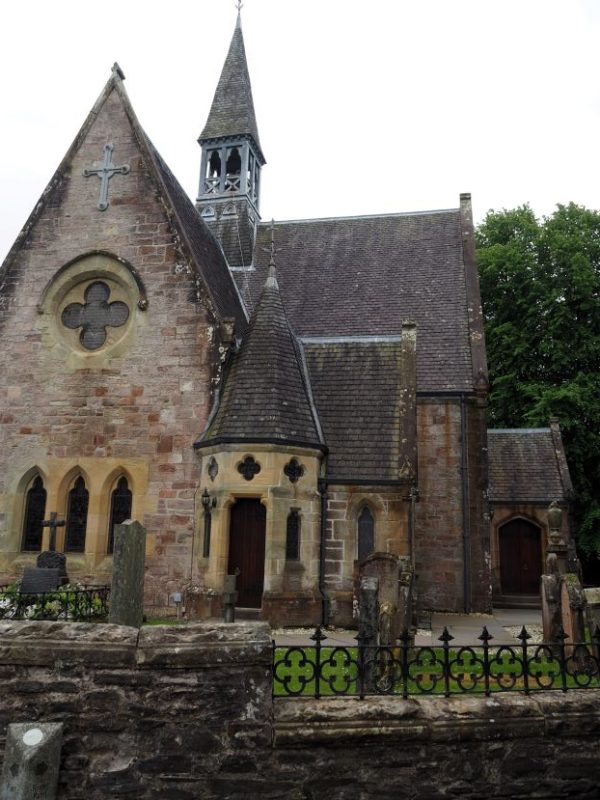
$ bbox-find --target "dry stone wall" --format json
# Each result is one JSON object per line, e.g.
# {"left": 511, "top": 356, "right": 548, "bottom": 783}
{"left": 0, "top": 621, "right": 599, "bottom": 799}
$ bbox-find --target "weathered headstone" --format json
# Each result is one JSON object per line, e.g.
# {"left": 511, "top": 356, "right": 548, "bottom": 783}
{"left": 541, "top": 553, "right": 562, "bottom": 643}
{"left": 357, "top": 552, "right": 415, "bottom": 643}
{"left": 108, "top": 520, "right": 146, "bottom": 628}
{"left": 0, "top": 722, "right": 63, "bottom": 800}
{"left": 584, "top": 587, "right": 600, "bottom": 636}
{"left": 560, "top": 574, "right": 587, "bottom": 650}
{"left": 358, "top": 576, "right": 379, "bottom": 647}
{"left": 20, "top": 568, "right": 60, "bottom": 594}
{"left": 223, "top": 571, "right": 239, "bottom": 623}
{"left": 36, "top": 512, "right": 69, "bottom": 584}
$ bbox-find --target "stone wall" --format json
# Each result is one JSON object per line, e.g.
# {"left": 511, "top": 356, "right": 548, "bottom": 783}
{"left": 1, "top": 621, "right": 600, "bottom": 799}
{"left": 0, "top": 84, "right": 219, "bottom": 610}
{"left": 415, "top": 398, "right": 490, "bottom": 614}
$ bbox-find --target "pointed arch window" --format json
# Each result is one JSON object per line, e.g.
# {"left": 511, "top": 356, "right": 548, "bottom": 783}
{"left": 65, "top": 476, "right": 89, "bottom": 553}
{"left": 108, "top": 476, "right": 133, "bottom": 554}
{"left": 286, "top": 510, "right": 301, "bottom": 561}
{"left": 357, "top": 506, "right": 375, "bottom": 560}
{"left": 21, "top": 475, "right": 47, "bottom": 552}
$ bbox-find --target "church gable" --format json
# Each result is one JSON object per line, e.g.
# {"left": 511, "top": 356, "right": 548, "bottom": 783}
{"left": 0, "top": 67, "right": 241, "bottom": 606}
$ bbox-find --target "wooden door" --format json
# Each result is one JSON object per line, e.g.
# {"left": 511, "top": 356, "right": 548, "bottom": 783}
{"left": 228, "top": 499, "right": 266, "bottom": 608}
{"left": 499, "top": 519, "right": 542, "bottom": 595}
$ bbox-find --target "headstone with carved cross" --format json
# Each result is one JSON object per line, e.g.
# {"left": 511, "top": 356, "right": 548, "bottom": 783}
{"left": 35, "top": 512, "right": 68, "bottom": 584}
{"left": 83, "top": 143, "right": 130, "bottom": 211}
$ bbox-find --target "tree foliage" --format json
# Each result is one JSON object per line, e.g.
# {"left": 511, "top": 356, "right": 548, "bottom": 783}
{"left": 476, "top": 203, "right": 600, "bottom": 557}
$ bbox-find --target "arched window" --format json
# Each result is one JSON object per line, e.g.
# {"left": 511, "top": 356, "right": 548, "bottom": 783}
{"left": 65, "top": 476, "right": 89, "bottom": 553}
{"left": 357, "top": 506, "right": 375, "bottom": 560}
{"left": 286, "top": 510, "right": 301, "bottom": 561}
{"left": 108, "top": 476, "right": 133, "bottom": 554}
{"left": 21, "top": 475, "right": 47, "bottom": 552}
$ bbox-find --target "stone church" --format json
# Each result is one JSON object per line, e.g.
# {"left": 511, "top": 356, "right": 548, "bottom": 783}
{"left": 0, "top": 14, "right": 573, "bottom": 624}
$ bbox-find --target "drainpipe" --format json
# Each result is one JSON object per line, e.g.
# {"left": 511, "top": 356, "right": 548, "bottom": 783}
{"left": 317, "top": 477, "right": 330, "bottom": 626}
{"left": 460, "top": 395, "right": 472, "bottom": 613}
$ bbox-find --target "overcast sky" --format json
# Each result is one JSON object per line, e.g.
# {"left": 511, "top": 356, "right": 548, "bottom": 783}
{"left": 1, "top": 0, "right": 599, "bottom": 264}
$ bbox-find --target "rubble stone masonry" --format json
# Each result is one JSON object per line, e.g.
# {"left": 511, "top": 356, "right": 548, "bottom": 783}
{"left": 0, "top": 621, "right": 598, "bottom": 799}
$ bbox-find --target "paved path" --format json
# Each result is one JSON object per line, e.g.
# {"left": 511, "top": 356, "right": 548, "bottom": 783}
{"left": 273, "top": 607, "right": 542, "bottom": 647}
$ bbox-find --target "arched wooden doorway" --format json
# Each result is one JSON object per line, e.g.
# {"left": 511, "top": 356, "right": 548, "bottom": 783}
{"left": 228, "top": 499, "right": 266, "bottom": 608}
{"left": 499, "top": 518, "right": 542, "bottom": 595}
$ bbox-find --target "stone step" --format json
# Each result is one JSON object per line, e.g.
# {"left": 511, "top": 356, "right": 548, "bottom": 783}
{"left": 494, "top": 595, "right": 542, "bottom": 609}
{"left": 234, "top": 607, "right": 261, "bottom": 621}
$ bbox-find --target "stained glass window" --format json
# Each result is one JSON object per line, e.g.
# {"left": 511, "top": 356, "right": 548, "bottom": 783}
{"left": 65, "top": 476, "right": 89, "bottom": 553}
{"left": 21, "top": 475, "right": 47, "bottom": 552}
{"left": 357, "top": 506, "right": 374, "bottom": 560}
{"left": 286, "top": 510, "right": 301, "bottom": 561}
{"left": 108, "top": 476, "right": 132, "bottom": 554}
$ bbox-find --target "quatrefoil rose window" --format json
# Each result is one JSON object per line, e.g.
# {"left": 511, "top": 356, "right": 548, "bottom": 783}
{"left": 61, "top": 281, "right": 129, "bottom": 351}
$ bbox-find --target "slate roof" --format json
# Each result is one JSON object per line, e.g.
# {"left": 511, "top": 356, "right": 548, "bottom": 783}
{"left": 303, "top": 339, "right": 415, "bottom": 482}
{"left": 147, "top": 144, "right": 247, "bottom": 333}
{"left": 196, "top": 264, "right": 322, "bottom": 450}
{"left": 199, "top": 15, "right": 264, "bottom": 162}
{"left": 235, "top": 213, "right": 474, "bottom": 393}
{"left": 488, "top": 429, "right": 572, "bottom": 504}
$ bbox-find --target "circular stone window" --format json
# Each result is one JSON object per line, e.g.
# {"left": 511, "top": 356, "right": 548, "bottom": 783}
{"left": 37, "top": 253, "right": 144, "bottom": 359}
{"left": 61, "top": 280, "right": 129, "bottom": 350}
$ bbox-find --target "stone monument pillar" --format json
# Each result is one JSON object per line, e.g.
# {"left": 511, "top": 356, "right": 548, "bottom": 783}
{"left": 109, "top": 520, "right": 146, "bottom": 628}
{"left": 1, "top": 722, "right": 63, "bottom": 800}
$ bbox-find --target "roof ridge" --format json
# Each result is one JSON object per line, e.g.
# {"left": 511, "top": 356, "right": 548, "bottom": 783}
{"left": 259, "top": 208, "right": 460, "bottom": 227}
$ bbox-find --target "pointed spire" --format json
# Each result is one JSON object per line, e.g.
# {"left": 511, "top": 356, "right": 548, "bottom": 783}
{"left": 199, "top": 15, "right": 264, "bottom": 162}
{"left": 195, "top": 236, "right": 323, "bottom": 450}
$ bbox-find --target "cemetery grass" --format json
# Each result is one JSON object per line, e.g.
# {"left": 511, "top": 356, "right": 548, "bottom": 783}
{"left": 273, "top": 645, "right": 600, "bottom": 697}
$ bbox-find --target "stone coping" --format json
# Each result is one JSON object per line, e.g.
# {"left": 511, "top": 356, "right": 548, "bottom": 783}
{"left": 0, "top": 621, "right": 272, "bottom": 669}
{"left": 273, "top": 691, "right": 600, "bottom": 745}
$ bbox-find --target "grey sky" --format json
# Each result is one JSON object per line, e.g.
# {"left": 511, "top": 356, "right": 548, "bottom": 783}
{"left": 1, "top": 0, "right": 599, "bottom": 264}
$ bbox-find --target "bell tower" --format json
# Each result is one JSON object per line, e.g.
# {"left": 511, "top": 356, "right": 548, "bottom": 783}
{"left": 196, "top": 13, "right": 265, "bottom": 269}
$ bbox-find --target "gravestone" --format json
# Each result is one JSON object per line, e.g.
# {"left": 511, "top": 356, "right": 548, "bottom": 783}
{"left": 584, "top": 587, "right": 600, "bottom": 637}
{"left": 560, "top": 574, "right": 586, "bottom": 649}
{"left": 36, "top": 512, "right": 69, "bottom": 585}
{"left": 20, "top": 568, "right": 60, "bottom": 594}
{"left": 0, "top": 722, "right": 63, "bottom": 800}
{"left": 108, "top": 520, "right": 146, "bottom": 628}
{"left": 357, "top": 552, "right": 414, "bottom": 644}
{"left": 541, "top": 553, "right": 562, "bottom": 643}
{"left": 357, "top": 576, "right": 379, "bottom": 647}
{"left": 223, "top": 571, "right": 239, "bottom": 623}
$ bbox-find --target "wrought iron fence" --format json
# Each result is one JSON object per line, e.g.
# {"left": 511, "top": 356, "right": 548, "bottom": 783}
{"left": 273, "top": 625, "right": 600, "bottom": 699}
{"left": 0, "top": 586, "right": 110, "bottom": 622}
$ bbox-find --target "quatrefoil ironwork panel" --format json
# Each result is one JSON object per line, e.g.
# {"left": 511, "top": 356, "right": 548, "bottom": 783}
{"left": 237, "top": 455, "right": 261, "bottom": 481}
{"left": 283, "top": 458, "right": 305, "bottom": 484}
{"left": 61, "top": 281, "right": 129, "bottom": 351}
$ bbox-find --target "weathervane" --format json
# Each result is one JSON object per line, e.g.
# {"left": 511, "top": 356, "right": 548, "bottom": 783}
{"left": 236, "top": 0, "right": 243, "bottom": 11}
{"left": 262, "top": 219, "right": 277, "bottom": 267}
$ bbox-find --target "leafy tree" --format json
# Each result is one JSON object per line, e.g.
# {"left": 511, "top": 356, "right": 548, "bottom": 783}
{"left": 476, "top": 203, "right": 600, "bottom": 563}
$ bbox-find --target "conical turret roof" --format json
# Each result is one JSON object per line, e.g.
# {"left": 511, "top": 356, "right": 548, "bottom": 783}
{"left": 196, "top": 257, "right": 323, "bottom": 450}
{"left": 199, "top": 15, "right": 265, "bottom": 162}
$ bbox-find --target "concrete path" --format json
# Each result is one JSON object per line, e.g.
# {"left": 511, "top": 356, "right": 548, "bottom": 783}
{"left": 272, "top": 607, "right": 542, "bottom": 647}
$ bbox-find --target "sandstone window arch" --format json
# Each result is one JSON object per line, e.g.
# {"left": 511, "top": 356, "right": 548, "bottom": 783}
{"left": 357, "top": 505, "right": 375, "bottom": 560}
{"left": 21, "top": 473, "right": 47, "bottom": 552}
{"left": 64, "top": 475, "right": 89, "bottom": 553}
{"left": 107, "top": 475, "right": 133, "bottom": 554}
{"left": 285, "top": 509, "right": 301, "bottom": 561}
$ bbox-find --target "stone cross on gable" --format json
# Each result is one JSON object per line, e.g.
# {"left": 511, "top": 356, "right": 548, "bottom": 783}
{"left": 261, "top": 219, "right": 278, "bottom": 267}
{"left": 41, "top": 512, "right": 66, "bottom": 552}
{"left": 83, "top": 143, "right": 130, "bottom": 211}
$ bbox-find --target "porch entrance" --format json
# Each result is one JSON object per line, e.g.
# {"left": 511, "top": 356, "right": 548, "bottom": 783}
{"left": 499, "top": 519, "right": 542, "bottom": 595}
{"left": 228, "top": 499, "right": 266, "bottom": 608}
